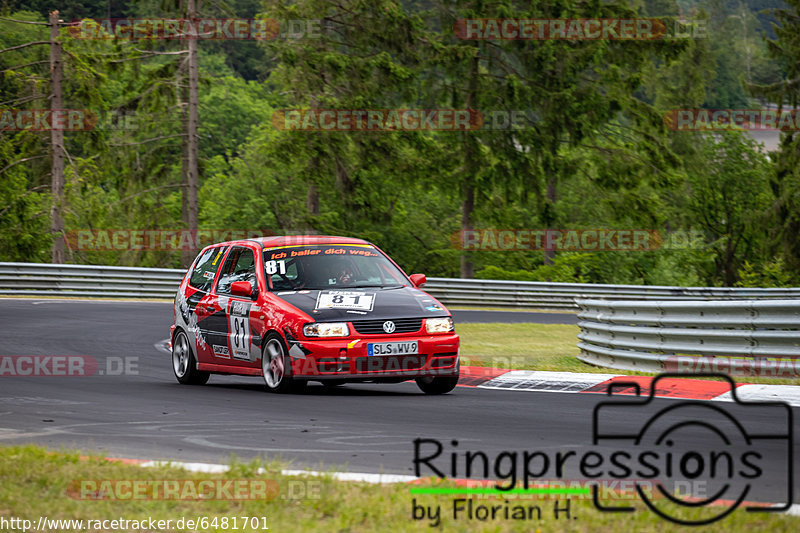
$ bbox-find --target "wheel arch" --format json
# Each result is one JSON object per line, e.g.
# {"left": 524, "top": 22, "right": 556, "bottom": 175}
{"left": 261, "top": 328, "right": 295, "bottom": 377}
{"left": 172, "top": 323, "right": 195, "bottom": 351}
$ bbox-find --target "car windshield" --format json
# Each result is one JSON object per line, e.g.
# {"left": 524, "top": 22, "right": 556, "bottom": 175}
{"left": 262, "top": 244, "right": 409, "bottom": 291}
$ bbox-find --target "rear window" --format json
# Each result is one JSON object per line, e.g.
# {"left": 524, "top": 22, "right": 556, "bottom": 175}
{"left": 188, "top": 246, "right": 227, "bottom": 292}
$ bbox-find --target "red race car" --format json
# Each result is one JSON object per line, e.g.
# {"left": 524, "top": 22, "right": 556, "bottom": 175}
{"left": 170, "top": 236, "right": 459, "bottom": 394}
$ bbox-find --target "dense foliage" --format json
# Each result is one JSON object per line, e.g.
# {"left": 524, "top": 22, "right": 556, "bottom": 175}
{"left": 0, "top": 0, "right": 797, "bottom": 287}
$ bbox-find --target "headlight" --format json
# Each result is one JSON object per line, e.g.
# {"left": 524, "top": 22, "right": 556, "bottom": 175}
{"left": 303, "top": 322, "right": 350, "bottom": 337}
{"left": 426, "top": 317, "right": 454, "bottom": 333}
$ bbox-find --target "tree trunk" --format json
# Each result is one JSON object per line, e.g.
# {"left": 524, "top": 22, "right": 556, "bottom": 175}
{"left": 49, "top": 11, "right": 65, "bottom": 264}
{"left": 179, "top": 73, "right": 189, "bottom": 265}
{"left": 307, "top": 183, "right": 319, "bottom": 216}
{"left": 460, "top": 184, "right": 475, "bottom": 278}
{"left": 460, "top": 53, "right": 480, "bottom": 279}
{"left": 179, "top": 22, "right": 190, "bottom": 266}
{"left": 181, "top": 0, "right": 200, "bottom": 267}
{"left": 543, "top": 176, "right": 557, "bottom": 265}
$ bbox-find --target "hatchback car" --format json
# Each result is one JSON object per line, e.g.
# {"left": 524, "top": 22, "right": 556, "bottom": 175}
{"left": 170, "top": 236, "right": 460, "bottom": 393}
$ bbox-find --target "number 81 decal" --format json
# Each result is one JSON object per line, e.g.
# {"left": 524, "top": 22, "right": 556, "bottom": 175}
{"left": 229, "top": 300, "right": 251, "bottom": 360}
{"left": 316, "top": 290, "right": 375, "bottom": 311}
{"left": 265, "top": 260, "right": 287, "bottom": 275}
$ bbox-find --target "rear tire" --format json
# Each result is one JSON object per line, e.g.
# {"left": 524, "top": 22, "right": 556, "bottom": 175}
{"left": 172, "top": 330, "right": 210, "bottom": 385}
{"left": 262, "top": 333, "right": 306, "bottom": 393}
{"left": 415, "top": 375, "right": 458, "bottom": 395}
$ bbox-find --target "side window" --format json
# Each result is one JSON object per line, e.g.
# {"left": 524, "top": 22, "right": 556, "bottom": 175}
{"left": 217, "top": 247, "right": 256, "bottom": 296}
{"left": 189, "top": 246, "right": 227, "bottom": 292}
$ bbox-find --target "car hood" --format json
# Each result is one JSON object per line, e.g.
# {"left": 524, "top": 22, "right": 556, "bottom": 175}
{"left": 272, "top": 285, "right": 448, "bottom": 322}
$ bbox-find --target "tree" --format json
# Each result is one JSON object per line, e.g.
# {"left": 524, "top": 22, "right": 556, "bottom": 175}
{"left": 261, "top": 0, "right": 432, "bottom": 234}
{"left": 747, "top": 0, "right": 800, "bottom": 273}
{"left": 0, "top": 11, "right": 68, "bottom": 262}
{"left": 685, "top": 132, "right": 772, "bottom": 285}
{"left": 424, "top": 0, "right": 686, "bottom": 275}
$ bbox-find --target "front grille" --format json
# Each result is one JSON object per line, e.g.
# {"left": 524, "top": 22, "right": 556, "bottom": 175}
{"left": 351, "top": 317, "right": 422, "bottom": 335}
{"left": 355, "top": 355, "right": 426, "bottom": 372}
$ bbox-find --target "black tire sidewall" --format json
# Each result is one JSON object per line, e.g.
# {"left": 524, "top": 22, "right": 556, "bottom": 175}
{"left": 262, "top": 332, "right": 299, "bottom": 393}
{"left": 173, "top": 329, "right": 209, "bottom": 385}
{"left": 416, "top": 376, "right": 458, "bottom": 394}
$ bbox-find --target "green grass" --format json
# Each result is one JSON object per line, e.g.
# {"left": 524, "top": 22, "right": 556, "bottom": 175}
{"left": 450, "top": 306, "right": 577, "bottom": 314}
{"left": 458, "top": 323, "right": 592, "bottom": 373}
{"left": 457, "top": 322, "right": 800, "bottom": 385}
{"left": 1, "top": 445, "right": 797, "bottom": 532}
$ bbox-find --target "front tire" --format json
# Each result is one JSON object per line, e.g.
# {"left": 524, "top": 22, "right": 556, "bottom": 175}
{"left": 416, "top": 375, "right": 458, "bottom": 394}
{"left": 262, "top": 333, "right": 306, "bottom": 393}
{"left": 172, "top": 330, "right": 210, "bottom": 385}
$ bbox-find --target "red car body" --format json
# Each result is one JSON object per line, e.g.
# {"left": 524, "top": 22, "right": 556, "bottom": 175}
{"left": 170, "top": 236, "right": 460, "bottom": 393}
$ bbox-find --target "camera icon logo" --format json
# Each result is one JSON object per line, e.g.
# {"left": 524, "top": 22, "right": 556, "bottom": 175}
{"left": 592, "top": 373, "right": 793, "bottom": 525}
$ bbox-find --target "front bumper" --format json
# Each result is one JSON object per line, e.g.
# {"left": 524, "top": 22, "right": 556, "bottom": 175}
{"left": 289, "top": 333, "right": 459, "bottom": 379}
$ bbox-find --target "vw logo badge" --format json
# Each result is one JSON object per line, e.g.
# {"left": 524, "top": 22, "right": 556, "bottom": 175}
{"left": 382, "top": 321, "right": 396, "bottom": 334}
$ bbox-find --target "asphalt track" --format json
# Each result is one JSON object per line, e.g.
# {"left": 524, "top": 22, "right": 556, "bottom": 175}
{"left": 0, "top": 299, "right": 796, "bottom": 505}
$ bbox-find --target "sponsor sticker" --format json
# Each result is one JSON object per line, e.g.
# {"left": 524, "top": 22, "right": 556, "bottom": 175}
{"left": 212, "top": 345, "right": 230, "bottom": 358}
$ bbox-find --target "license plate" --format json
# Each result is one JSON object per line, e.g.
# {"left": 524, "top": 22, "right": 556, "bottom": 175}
{"left": 316, "top": 291, "right": 375, "bottom": 311}
{"left": 367, "top": 341, "right": 419, "bottom": 356}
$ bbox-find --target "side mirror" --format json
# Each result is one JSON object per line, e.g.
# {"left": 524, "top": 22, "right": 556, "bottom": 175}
{"left": 230, "top": 281, "right": 253, "bottom": 298}
{"left": 409, "top": 274, "right": 427, "bottom": 287}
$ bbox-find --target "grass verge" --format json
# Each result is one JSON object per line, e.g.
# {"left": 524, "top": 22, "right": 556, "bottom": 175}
{"left": 1, "top": 445, "right": 797, "bottom": 532}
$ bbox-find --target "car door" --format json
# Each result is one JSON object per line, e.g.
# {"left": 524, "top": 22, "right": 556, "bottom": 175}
{"left": 215, "top": 245, "right": 259, "bottom": 366}
{"left": 182, "top": 245, "right": 228, "bottom": 363}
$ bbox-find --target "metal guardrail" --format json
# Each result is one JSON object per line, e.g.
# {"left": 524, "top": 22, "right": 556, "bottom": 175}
{"left": 2, "top": 262, "right": 800, "bottom": 308}
{"left": 0, "top": 262, "right": 184, "bottom": 299}
{"left": 576, "top": 299, "right": 800, "bottom": 372}
{"left": 422, "top": 278, "right": 800, "bottom": 309}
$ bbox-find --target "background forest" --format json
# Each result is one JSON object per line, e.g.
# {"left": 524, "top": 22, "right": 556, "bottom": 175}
{"left": 2, "top": 0, "right": 800, "bottom": 287}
